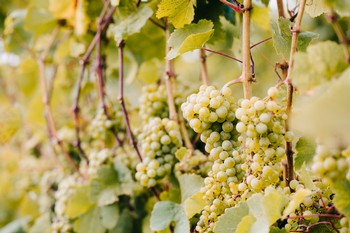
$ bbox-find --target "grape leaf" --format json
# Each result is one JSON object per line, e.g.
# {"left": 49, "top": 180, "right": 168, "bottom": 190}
{"left": 271, "top": 18, "right": 318, "bottom": 60}
{"left": 291, "top": 68, "right": 350, "bottom": 147}
{"left": 156, "top": 0, "right": 196, "bottom": 28}
{"left": 90, "top": 165, "right": 120, "bottom": 206}
{"left": 150, "top": 201, "right": 190, "bottom": 233}
{"left": 294, "top": 137, "right": 316, "bottom": 170}
{"left": 167, "top": 19, "right": 214, "bottom": 60}
{"left": 0, "top": 106, "right": 21, "bottom": 145}
{"left": 3, "top": 10, "right": 32, "bottom": 54}
{"left": 100, "top": 204, "right": 119, "bottom": 230}
{"left": 175, "top": 147, "right": 192, "bottom": 161}
{"left": 112, "top": 6, "right": 153, "bottom": 41}
{"left": 283, "top": 189, "right": 311, "bottom": 216}
{"left": 73, "top": 207, "right": 105, "bottom": 233}
{"left": 324, "top": 0, "right": 350, "bottom": 17}
{"left": 75, "top": 0, "right": 90, "bottom": 36}
{"left": 252, "top": 5, "right": 270, "bottom": 31}
{"left": 297, "top": 165, "right": 316, "bottom": 191}
{"left": 178, "top": 174, "right": 204, "bottom": 202}
{"left": 183, "top": 191, "right": 205, "bottom": 218}
{"left": 65, "top": 185, "right": 94, "bottom": 218}
{"left": 29, "top": 213, "right": 51, "bottom": 233}
{"left": 305, "top": 0, "right": 328, "bottom": 17}
{"left": 214, "top": 202, "right": 249, "bottom": 233}
{"left": 332, "top": 180, "right": 350, "bottom": 218}
{"left": 24, "top": 6, "right": 56, "bottom": 36}
{"left": 109, "top": 209, "right": 135, "bottom": 233}
{"left": 236, "top": 215, "right": 255, "bottom": 233}
{"left": 48, "top": 0, "right": 76, "bottom": 20}
{"left": 247, "top": 192, "right": 284, "bottom": 233}
{"left": 292, "top": 41, "right": 348, "bottom": 93}
{"left": 136, "top": 58, "right": 162, "bottom": 84}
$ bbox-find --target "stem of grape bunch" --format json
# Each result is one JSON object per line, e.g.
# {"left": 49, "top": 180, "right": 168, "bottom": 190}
{"left": 241, "top": 0, "right": 253, "bottom": 99}
{"left": 284, "top": 0, "right": 307, "bottom": 183}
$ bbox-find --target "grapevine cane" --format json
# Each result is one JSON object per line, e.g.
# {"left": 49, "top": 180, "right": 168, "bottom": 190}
{"left": 284, "top": 0, "right": 308, "bottom": 183}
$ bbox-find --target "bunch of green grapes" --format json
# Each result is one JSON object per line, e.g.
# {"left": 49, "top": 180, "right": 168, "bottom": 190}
{"left": 115, "top": 144, "right": 139, "bottom": 172}
{"left": 312, "top": 145, "right": 350, "bottom": 185}
{"left": 87, "top": 107, "right": 124, "bottom": 141}
{"left": 182, "top": 85, "right": 245, "bottom": 232}
{"left": 135, "top": 117, "right": 182, "bottom": 187}
{"left": 38, "top": 170, "right": 64, "bottom": 215}
{"left": 234, "top": 87, "right": 289, "bottom": 198}
{"left": 139, "top": 83, "right": 186, "bottom": 122}
{"left": 283, "top": 179, "right": 340, "bottom": 232}
{"left": 87, "top": 148, "right": 113, "bottom": 176}
{"left": 51, "top": 175, "right": 82, "bottom": 233}
{"left": 174, "top": 149, "right": 212, "bottom": 177}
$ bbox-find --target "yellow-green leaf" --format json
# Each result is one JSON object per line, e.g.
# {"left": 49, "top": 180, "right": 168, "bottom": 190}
{"left": 283, "top": 189, "right": 311, "bottom": 216}
{"left": 167, "top": 20, "right": 214, "bottom": 60}
{"left": 156, "top": 0, "right": 196, "bottom": 28}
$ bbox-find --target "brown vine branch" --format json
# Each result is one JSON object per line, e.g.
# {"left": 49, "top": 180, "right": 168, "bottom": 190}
{"left": 200, "top": 48, "right": 209, "bottom": 85}
{"left": 276, "top": 0, "right": 285, "bottom": 18}
{"left": 72, "top": 4, "right": 117, "bottom": 159}
{"left": 165, "top": 22, "right": 178, "bottom": 121}
{"left": 37, "top": 27, "right": 79, "bottom": 172}
{"left": 250, "top": 37, "right": 272, "bottom": 49}
{"left": 242, "top": 0, "right": 253, "bottom": 99}
{"left": 149, "top": 18, "right": 166, "bottom": 30}
{"left": 284, "top": 0, "right": 307, "bottom": 184}
{"left": 203, "top": 48, "right": 243, "bottom": 63}
{"left": 327, "top": 10, "right": 350, "bottom": 64}
{"left": 95, "top": 4, "right": 123, "bottom": 146}
{"left": 117, "top": 40, "right": 143, "bottom": 162}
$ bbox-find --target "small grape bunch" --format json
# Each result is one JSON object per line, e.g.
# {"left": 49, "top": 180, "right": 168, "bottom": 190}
{"left": 87, "top": 148, "right": 113, "bottom": 176}
{"left": 135, "top": 117, "right": 182, "bottom": 187}
{"left": 88, "top": 107, "right": 123, "bottom": 141}
{"left": 139, "top": 83, "right": 187, "bottom": 123}
{"left": 312, "top": 145, "right": 350, "bottom": 185}
{"left": 174, "top": 148, "right": 213, "bottom": 177}
{"left": 52, "top": 175, "right": 83, "bottom": 233}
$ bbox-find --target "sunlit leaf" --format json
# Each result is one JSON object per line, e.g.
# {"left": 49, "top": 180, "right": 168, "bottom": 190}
{"left": 305, "top": 0, "right": 328, "bottom": 17}
{"left": 292, "top": 68, "right": 350, "bottom": 147}
{"left": 292, "top": 41, "right": 348, "bottom": 93}
{"left": 183, "top": 191, "right": 205, "bottom": 218}
{"left": 167, "top": 20, "right": 214, "bottom": 59}
{"left": 150, "top": 201, "right": 190, "bottom": 233}
{"left": 214, "top": 202, "right": 249, "bottom": 233}
{"left": 65, "top": 185, "right": 94, "bottom": 218}
{"left": 283, "top": 189, "right": 311, "bottom": 216}
{"left": 156, "top": 0, "right": 196, "bottom": 28}
{"left": 332, "top": 180, "right": 350, "bottom": 218}
{"left": 178, "top": 174, "right": 204, "bottom": 202}
{"left": 101, "top": 204, "right": 119, "bottom": 230}
{"left": 0, "top": 106, "right": 21, "bottom": 145}
{"left": 112, "top": 6, "right": 153, "bottom": 41}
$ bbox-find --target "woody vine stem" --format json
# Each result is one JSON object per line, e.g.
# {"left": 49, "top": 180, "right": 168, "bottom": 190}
{"left": 284, "top": 0, "right": 307, "bottom": 183}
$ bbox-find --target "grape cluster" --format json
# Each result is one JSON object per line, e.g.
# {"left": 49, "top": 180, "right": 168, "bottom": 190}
{"left": 51, "top": 175, "right": 82, "bottom": 233}
{"left": 139, "top": 83, "right": 185, "bottom": 122}
{"left": 115, "top": 144, "right": 139, "bottom": 172}
{"left": 87, "top": 148, "right": 113, "bottom": 176}
{"left": 234, "top": 88, "right": 289, "bottom": 196}
{"left": 87, "top": 107, "right": 123, "bottom": 140}
{"left": 283, "top": 180, "right": 338, "bottom": 232}
{"left": 135, "top": 117, "right": 182, "bottom": 187}
{"left": 312, "top": 145, "right": 350, "bottom": 185}
{"left": 182, "top": 86, "right": 295, "bottom": 233}
{"left": 174, "top": 149, "right": 212, "bottom": 177}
